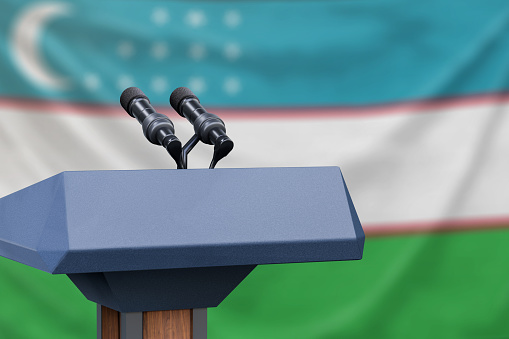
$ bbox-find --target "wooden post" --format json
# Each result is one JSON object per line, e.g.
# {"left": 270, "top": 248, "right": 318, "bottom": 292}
{"left": 101, "top": 305, "right": 120, "bottom": 339}
{"left": 99, "top": 306, "right": 199, "bottom": 339}
{"left": 143, "top": 310, "right": 193, "bottom": 339}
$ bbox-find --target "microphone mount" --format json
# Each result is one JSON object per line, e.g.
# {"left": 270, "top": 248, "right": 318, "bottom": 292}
{"left": 120, "top": 87, "right": 182, "bottom": 167}
{"left": 170, "top": 87, "right": 234, "bottom": 169}
{"left": 120, "top": 87, "right": 234, "bottom": 169}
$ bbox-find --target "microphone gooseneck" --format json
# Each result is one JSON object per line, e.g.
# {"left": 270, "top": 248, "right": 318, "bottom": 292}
{"left": 170, "top": 87, "right": 234, "bottom": 168}
{"left": 120, "top": 87, "right": 182, "bottom": 166}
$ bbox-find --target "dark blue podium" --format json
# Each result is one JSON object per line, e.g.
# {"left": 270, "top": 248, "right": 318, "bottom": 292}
{"left": 0, "top": 167, "right": 364, "bottom": 339}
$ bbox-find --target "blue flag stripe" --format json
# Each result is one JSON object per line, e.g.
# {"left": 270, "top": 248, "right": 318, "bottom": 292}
{"left": 2, "top": 0, "right": 509, "bottom": 106}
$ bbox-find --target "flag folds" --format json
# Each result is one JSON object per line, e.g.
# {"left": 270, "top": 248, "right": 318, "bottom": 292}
{"left": 0, "top": 0, "right": 508, "bottom": 338}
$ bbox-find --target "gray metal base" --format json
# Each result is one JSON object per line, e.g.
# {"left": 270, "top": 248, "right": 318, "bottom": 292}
{"left": 193, "top": 308, "right": 207, "bottom": 339}
{"left": 120, "top": 312, "right": 143, "bottom": 339}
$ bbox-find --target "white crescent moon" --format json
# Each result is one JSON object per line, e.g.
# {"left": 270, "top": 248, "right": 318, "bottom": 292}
{"left": 10, "top": 2, "right": 72, "bottom": 90}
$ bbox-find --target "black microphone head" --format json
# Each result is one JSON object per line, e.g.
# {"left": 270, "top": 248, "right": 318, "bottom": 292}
{"left": 120, "top": 87, "right": 149, "bottom": 114}
{"left": 170, "top": 87, "right": 199, "bottom": 115}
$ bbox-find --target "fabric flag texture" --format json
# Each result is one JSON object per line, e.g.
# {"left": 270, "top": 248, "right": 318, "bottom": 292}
{"left": 1, "top": 0, "right": 509, "bottom": 338}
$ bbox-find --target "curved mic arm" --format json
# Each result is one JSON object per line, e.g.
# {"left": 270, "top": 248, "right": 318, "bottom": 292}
{"left": 179, "top": 134, "right": 200, "bottom": 169}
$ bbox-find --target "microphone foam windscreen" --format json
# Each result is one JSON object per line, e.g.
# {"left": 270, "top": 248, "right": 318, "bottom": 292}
{"left": 120, "top": 87, "right": 149, "bottom": 113}
{"left": 170, "top": 87, "right": 199, "bottom": 113}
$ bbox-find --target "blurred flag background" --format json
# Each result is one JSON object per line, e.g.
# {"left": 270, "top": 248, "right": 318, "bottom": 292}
{"left": 1, "top": 0, "right": 509, "bottom": 338}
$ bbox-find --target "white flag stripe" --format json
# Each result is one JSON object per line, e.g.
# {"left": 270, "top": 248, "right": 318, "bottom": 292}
{"left": 0, "top": 101, "right": 507, "bottom": 235}
{"left": 222, "top": 105, "right": 509, "bottom": 225}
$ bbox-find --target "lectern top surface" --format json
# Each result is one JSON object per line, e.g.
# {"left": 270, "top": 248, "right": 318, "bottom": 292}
{"left": 0, "top": 167, "right": 364, "bottom": 274}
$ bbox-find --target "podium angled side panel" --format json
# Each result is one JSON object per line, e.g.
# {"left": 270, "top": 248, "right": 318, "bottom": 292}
{"left": 0, "top": 173, "right": 69, "bottom": 273}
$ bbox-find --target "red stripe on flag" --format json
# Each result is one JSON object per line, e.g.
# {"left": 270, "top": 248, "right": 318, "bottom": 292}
{"left": 1, "top": 91, "right": 509, "bottom": 119}
{"left": 364, "top": 216, "right": 509, "bottom": 237}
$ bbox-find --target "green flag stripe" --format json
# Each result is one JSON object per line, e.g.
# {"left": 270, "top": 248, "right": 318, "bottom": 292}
{"left": 1, "top": 227, "right": 508, "bottom": 338}
{"left": 209, "top": 228, "right": 509, "bottom": 339}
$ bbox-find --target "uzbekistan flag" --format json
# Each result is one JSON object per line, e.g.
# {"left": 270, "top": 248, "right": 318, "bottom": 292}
{"left": 1, "top": 0, "right": 508, "bottom": 338}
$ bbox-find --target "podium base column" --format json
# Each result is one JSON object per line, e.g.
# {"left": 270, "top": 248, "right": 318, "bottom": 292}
{"left": 98, "top": 305, "right": 207, "bottom": 339}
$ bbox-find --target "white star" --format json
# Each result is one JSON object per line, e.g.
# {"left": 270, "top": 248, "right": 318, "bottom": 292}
{"left": 224, "top": 42, "right": 241, "bottom": 61}
{"left": 185, "top": 10, "right": 206, "bottom": 28}
{"left": 83, "top": 73, "right": 100, "bottom": 91}
{"left": 151, "top": 42, "right": 169, "bottom": 60}
{"left": 151, "top": 8, "right": 169, "bottom": 26}
{"left": 187, "top": 77, "right": 206, "bottom": 94}
{"left": 117, "top": 41, "right": 134, "bottom": 59}
{"left": 151, "top": 76, "right": 168, "bottom": 93}
{"left": 189, "top": 43, "right": 206, "bottom": 61}
{"left": 223, "top": 77, "right": 241, "bottom": 95}
{"left": 117, "top": 75, "right": 134, "bottom": 91}
{"left": 223, "top": 10, "right": 241, "bottom": 28}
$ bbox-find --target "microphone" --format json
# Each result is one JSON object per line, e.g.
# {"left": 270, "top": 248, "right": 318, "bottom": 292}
{"left": 170, "top": 87, "right": 233, "bottom": 168}
{"left": 120, "top": 87, "right": 182, "bottom": 166}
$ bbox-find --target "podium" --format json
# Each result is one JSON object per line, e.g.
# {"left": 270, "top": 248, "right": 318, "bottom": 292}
{"left": 0, "top": 166, "right": 364, "bottom": 338}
